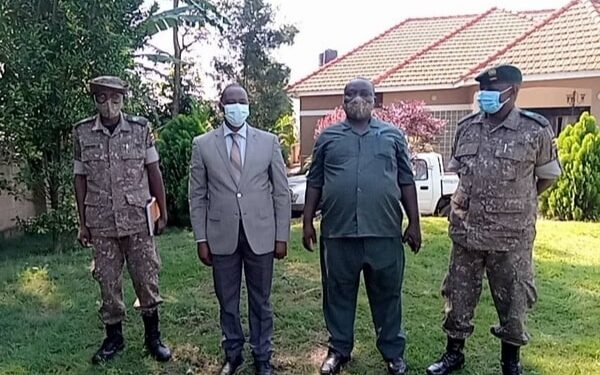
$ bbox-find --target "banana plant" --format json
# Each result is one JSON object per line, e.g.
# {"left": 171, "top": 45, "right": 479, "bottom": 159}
{"left": 138, "top": 0, "right": 228, "bottom": 116}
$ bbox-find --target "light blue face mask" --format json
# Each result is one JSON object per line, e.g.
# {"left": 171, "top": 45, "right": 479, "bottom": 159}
{"left": 477, "top": 87, "right": 512, "bottom": 114}
{"left": 224, "top": 103, "right": 250, "bottom": 127}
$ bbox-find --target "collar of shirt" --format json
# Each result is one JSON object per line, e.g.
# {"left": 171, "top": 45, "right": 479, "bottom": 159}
{"left": 223, "top": 122, "right": 248, "bottom": 140}
{"left": 92, "top": 112, "right": 129, "bottom": 133}
{"left": 480, "top": 107, "right": 520, "bottom": 131}
{"left": 340, "top": 117, "right": 382, "bottom": 132}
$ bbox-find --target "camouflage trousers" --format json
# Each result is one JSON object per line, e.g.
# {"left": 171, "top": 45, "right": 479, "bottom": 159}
{"left": 91, "top": 231, "right": 163, "bottom": 325}
{"left": 441, "top": 243, "right": 537, "bottom": 346}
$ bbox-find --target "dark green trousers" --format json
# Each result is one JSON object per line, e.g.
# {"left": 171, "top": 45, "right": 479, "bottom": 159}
{"left": 320, "top": 236, "right": 406, "bottom": 359}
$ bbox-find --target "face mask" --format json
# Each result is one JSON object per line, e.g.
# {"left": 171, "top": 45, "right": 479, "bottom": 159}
{"left": 343, "top": 96, "right": 374, "bottom": 121}
{"left": 477, "top": 87, "right": 512, "bottom": 114}
{"left": 96, "top": 100, "right": 123, "bottom": 120}
{"left": 224, "top": 103, "right": 250, "bottom": 127}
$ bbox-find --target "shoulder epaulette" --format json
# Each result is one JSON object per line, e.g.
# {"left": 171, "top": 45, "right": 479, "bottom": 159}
{"left": 124, "top": 114, "right": 149, "bottom": 126}
{"left": 458, "top": 112, "right": 480, "bottom": 126}
{"left": 519, "top": 110, "right": 549, "bottom": 127}
{"left": 73, "top": 116, "right": 95, "bottom": 128}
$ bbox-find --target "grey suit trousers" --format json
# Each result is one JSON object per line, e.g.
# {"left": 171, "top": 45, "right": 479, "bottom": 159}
{"left": 212, "top": 222, "right": 274, "bottom": 361}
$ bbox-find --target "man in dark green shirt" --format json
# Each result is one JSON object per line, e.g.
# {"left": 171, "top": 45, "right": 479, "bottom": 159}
{"left": 303, "top": 78, "right": 422, "bottom": 375}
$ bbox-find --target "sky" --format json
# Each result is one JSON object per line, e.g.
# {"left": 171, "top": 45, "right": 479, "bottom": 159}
{"left": 146, "top": 0, "right": 570, "bottom": 99}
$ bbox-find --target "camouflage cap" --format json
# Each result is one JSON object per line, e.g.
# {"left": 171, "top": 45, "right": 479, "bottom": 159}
{"left": 475, "top": 64, "right": 522, "bottom": 85}
{"left": 89, "top": 76, "right": 129, "bottom": 94}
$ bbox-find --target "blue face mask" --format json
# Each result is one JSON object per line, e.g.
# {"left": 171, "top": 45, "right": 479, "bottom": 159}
{"left": 224, "top": 103, "right": 250, "bottom": 127}
{"left": 477, "top": 87, "right": 512, "bottom": 114}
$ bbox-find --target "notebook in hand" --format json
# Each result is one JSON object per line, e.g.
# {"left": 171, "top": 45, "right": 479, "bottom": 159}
{"left": 146, "top": 197, "right": 161, "bottom": 236}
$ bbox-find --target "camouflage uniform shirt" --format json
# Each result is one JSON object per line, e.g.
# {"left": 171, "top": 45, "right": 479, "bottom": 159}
{"left": 73, "top": 113, "right": 159, "bottom": 237}
{"left": 447, "top": 107, "right": 561, "bottom": 251}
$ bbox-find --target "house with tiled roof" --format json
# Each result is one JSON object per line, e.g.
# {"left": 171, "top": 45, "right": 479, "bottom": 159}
{"left": 289, "top": 0, "right": 600, "bottom": 164}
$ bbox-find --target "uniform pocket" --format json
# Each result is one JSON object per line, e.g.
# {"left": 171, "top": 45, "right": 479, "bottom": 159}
{"left": 81, "top": 143, "right": 105, "bottom": 161}
{"left": 455, "top": 142, "right": 479, "bottom": 158}
{"left": 483, "top": 198, "right": 524, "bottom": 213}
{"left": 84, "top": 192, "right": 109, "bottom": 206}
{"left": 494, "top": 146, "right": 524, "bottom": 181}
{"left": 84, "top": 193, "right": 111, "bottom": 229}
{"left": 125, "top": 192, "right": 148, "bottom": 207}
{"left": 494, "top": 145, "right": 526, "bottom": 161}
{"left": 121, "top": 143, "right": 145, "bottom": 160}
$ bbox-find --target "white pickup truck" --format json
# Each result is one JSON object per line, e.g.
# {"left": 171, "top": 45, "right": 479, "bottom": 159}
{"left": 288, "top": 152, "right": 458, "bottom": 218}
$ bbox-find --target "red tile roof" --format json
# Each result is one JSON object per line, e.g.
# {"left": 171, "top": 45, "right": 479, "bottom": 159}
{"left": 287, "top": 14, "right": 478, "bottom": 92}
{"left": 289, "top": 0, "right": 600, "bottom": 95}
{"left": 520, "top": 9, "right": 556, "bottom": 22}
{"left": 463, "top": 0, "right": 600, "bottom": 80}
{"left": 375, "top": 9, "right": 535, "bottom": 87}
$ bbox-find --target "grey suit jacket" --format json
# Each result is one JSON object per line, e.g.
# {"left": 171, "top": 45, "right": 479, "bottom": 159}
{"left": 189, "top": 124, "right": 291, "bottom": 255}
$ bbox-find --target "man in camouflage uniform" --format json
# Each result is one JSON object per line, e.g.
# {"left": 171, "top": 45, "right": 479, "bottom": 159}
{"left": 426, "top": 65, "right": 561, "bottom": 375}
{"left": 73, "top": 76, "right": 171, "bottom": 363}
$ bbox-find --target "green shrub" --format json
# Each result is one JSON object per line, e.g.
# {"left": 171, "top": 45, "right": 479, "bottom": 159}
{"left": 156, "top": 102, "right": 214, "bottom": 227}
{"left": 17, "top": 199, "right": 78, "bottom": 253}
{"left": 271, "top": 114, "right": 297, "bottom": 166}
{"left": 540, "top": 112, "right": 600, "bottom": 221}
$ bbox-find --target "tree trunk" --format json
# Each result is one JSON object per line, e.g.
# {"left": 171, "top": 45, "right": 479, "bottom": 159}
{"left": 172, "top": 0, "right": 181, "bottom": 117}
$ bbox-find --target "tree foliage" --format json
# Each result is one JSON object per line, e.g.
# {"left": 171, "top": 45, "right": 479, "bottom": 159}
{"left": 0, "top": 0, "right": 153, "bottom": 248}
{"left": 138, "top": 0, "right": 226, "bottom": 117}
{"left": 213, "top": 0, "right": 297, "bottom": 131}
{"left": 155, "top": 102, "right": 214, "bottom": 226}
{"left": 540, "top": 112, "right": 600, "bottom": 221}
{"left": 315, "top": 100, "right": 446, "bottom": 151}
{"left": 271, "top": 114, "right": 297, "bottom": 166}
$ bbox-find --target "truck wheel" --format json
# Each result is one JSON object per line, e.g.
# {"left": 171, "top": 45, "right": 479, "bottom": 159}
{"left": 437, "top": 199, "right": 451, "bottom": 217}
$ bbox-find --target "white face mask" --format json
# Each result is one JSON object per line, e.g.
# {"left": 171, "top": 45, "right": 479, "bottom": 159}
{"left": 95, "top": 93, "right": 124, "bottom": 120}
{"left": 223, "top": 103, "right": 250, "bottom": 127}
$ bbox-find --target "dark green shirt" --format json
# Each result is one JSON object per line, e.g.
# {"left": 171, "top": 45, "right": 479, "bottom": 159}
{"left": 308, "top": 118, "right": 414, "bottom": 238}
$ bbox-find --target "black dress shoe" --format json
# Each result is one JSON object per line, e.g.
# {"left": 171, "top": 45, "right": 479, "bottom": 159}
{"left": 219, "top": 357, "right": 244, "bottom": 375}
{"left": 386, "top": 357, "right": 408, "bottom": 375}
{"left": 426, "top": 337, "right": 465, "bottom": 375}
{"left": 320, "top": 350, "right": 350, "bottom": 375}
{"left": 91, "top": 323, "right": 125, "bottom": 364}
{"left": 254, "top": 360, "right": 273, "bottom": 375}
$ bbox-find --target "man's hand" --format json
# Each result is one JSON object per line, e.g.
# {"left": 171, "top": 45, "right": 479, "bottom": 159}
{"left": 197, "top": 242, "right": 213, "bottom": 266}
{"left": 78, "top": 225, "right": 92, "bottom": 248}
{"left": 274, "top": 241, "right": 287, "bottom": 260}
{"left": 155, "top": 216, "right": 167, "bottom": 235}
{"left": 302, "top": 222, "right": 317, "bottom": 252}
{"left": 403, "top": 222, "right": 422, "bottom": 254}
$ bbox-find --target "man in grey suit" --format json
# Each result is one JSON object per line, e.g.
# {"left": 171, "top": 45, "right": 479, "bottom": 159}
{"left": 189, "top": 83, "right": 291, "bottom": 375}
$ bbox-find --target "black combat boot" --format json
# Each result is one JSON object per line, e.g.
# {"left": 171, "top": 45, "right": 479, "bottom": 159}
{"left": 501, "top": 342, "right": 523, "bottom": 375}
{"left": 142, "top": 311, "right": 172, "bottom": 362}
{"left": 92, "top": 322, "right": 125, "bottom": 364}
{"left": 426, "top": 337, "right": 465, "bottom": 375}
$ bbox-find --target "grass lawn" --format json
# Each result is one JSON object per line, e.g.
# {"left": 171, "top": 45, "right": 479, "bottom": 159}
{"left": 1, "top": 218, "right": 599, "bottom": 375}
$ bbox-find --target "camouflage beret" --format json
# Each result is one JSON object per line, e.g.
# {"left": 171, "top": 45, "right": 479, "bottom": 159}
{"left": 475, "top": 64, "right": 522, "bottom": 85}
{"left": 89, "top": 76, "right": 129, "bottom": 94}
